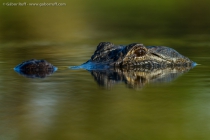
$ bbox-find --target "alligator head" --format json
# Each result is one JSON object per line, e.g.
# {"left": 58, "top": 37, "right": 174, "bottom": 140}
{"left": 79, "top": 42, "right": 196, "bottom": 70}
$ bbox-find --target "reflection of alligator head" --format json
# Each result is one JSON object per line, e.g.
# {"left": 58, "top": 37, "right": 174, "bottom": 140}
{"left": 70, "top": 42, "right": 196, "bottom": 89}
{"left": 90, "top": 67, "right": 193, "bottom": 89}
{"left": 14, "top": 59, "right": 57, "bottom": 78}
{"left": 72, "top": 42, "right": 196, "bottom": 70}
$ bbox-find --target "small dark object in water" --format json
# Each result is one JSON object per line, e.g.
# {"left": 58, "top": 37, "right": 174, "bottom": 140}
{"left": 14, "top": 59, "right": 57, "bottom": 78}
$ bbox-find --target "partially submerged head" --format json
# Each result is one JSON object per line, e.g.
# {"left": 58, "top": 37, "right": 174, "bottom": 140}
{"left": 90, "top": 42, "right": 196, "bottom": 68}
{"left": 121, "top": 43, "right": 195, "bottom": 67}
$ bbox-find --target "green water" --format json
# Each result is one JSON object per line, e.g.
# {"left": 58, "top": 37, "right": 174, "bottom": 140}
{"left": 1, "top": 0, "right": 210, "bottom": 140}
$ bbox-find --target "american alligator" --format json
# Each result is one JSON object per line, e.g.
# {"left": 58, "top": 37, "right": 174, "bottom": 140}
{"left": 72, "top": 42, "right": 196, "bottom": 70}
{"left": 14, "top": 42, "right": 196, "bottom": 78}
{"left": 76, "top": 42, "right": 196, "bottom": 88}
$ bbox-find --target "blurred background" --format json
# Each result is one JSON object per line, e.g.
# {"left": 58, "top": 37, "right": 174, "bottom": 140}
{"left": 1, "top": 0, "right": 210, "bottom": 43}
{"left": 1, "top": 0, "right": 210, "bottom": 62}
{"left": 0, "top": 0, "right": 210, "bottom": 140}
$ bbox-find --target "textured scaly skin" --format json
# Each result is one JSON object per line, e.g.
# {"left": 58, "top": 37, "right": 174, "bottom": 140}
{"left": 80, "top": 42, "right": 195, "bottom": 70}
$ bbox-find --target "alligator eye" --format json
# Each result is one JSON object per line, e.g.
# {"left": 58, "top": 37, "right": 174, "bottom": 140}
{"left": 134, "top": 48, "right": 146, "bottom": 57}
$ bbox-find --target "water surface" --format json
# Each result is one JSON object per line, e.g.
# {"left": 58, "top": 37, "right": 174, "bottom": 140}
{"left": 0, "top": 0, "right": 210, "bottom": 140}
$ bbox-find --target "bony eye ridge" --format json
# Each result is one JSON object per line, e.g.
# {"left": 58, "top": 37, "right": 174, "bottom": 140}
{"left": 134, "top": 48, "right": 147, "bottom": 57}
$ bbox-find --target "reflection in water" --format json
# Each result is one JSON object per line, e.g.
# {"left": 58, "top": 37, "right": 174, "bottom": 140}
{"left": 90, "top": 66, "right": 194, "bottom": 89}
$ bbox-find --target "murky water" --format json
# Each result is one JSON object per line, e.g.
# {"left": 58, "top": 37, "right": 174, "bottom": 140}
{"left": 1, "top": 0, "right": 210, "bottom": 140}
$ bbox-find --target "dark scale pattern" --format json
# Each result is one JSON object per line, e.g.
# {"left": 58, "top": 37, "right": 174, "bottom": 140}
{"left": 14, "top": 59, "right": 57, "bottom": 78}
{"left": 80, "top": 42, "right": 196, "bottom": 70}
